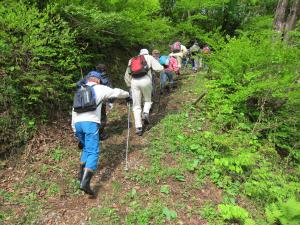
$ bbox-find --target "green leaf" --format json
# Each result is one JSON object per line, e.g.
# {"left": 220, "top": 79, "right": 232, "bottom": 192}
{"left": 186, "top": 159, "right": 200, "bottom": 171}
{"left": 189, "top": 144, "right": 200, "bottom": 151}
{"left": 130, "top": 188, "right": 137, "bottom": 199}
{"left": 160, "top": 185, "right": 170, "bottom": 194}
{"left": 177, "top": 134, "right": 185, "bottom": 140}
{"left": 163, "top": 207, "right": 177, "bottom": 220}
{"left": 175, "top": 175, "right": 185, "bottom": 182}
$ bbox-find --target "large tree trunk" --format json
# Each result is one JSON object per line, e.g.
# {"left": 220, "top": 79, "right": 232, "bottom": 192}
{"left": 274, "top": 0, "right": 289, "bottom": 32}
{"left": 284, "top": 0, "right": 300, "bottom": 40}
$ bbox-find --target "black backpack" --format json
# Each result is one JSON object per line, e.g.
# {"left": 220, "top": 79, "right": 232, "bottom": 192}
{"left": 73, "top": 84, "right": 101, "bottom": 113}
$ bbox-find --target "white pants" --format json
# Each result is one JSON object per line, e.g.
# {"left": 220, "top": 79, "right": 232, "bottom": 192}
{"left": 131, "top": 76, "right": 152, "bottom": 128}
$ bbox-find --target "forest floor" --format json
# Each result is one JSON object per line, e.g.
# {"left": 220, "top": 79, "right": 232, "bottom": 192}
{"left": 0, "top": 70, "right": 223, "bottom": 224}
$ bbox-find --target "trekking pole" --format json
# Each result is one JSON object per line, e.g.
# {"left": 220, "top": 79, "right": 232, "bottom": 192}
{"left": 157, "top": 81, "right": 161, "bottom": 113}
{"left": 125, "top": 102, "right": 130, "bottom": 171}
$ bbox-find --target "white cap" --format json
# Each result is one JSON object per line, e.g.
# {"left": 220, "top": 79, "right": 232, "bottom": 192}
{"left": 139, "top": 49, "right": 149, "bottom": 55}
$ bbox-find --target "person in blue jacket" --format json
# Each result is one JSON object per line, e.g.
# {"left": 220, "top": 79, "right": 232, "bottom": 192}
{"left": 76, "top": 64, "right": 114, "bottom": 143}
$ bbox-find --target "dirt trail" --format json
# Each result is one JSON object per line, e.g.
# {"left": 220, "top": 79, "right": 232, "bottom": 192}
{"left": 0, "top": 72, "right": 222, "bottom": 224}
{"left": 37, "top": 79, "right": 186, "bottom": 224}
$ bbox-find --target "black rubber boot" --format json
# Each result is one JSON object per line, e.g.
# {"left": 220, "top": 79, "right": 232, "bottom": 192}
{"left": 78, "top": 163, "right": 85, "bottom": 182}
{"left": 80, "top": 169, "right": 94, "bottom": 195}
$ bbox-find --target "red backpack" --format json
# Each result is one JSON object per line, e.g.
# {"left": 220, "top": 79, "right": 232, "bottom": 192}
{"left": 171, "top": 41, "right": 181, "bottom": 53}
{"left": 129, "top": 55, "right": 149, "bottom": 78}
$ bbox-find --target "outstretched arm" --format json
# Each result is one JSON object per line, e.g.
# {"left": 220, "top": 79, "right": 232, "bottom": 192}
{"left": 98, "top": 85, "right": 129, "bottom": 100}
{"left": 150, "top": 56, "right": 164, "bottom": 72}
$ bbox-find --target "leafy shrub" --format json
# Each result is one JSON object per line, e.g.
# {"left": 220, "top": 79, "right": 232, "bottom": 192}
{"left": 243, "top": 165, "right": 300, "bottom": 204}
{"left": 219, "top": 204, "right": 256, "bottom": 225}
{"left": 207, "top": 32, "right": 300, "bottom": 161}
{"left": 214, "top": 152, "right": 256, "bottom": 174}
{"left": 265, "top": 198, "right": 300, "bottom": 225}
{"left": 0, "top": 1, "right": 83, "bottom": 154}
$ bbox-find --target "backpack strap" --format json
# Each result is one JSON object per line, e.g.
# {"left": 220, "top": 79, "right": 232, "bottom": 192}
{"left": 142, "top": 55, "right": 152, "bottom": 72}
{"left": 90, "top": 84, "right": 102, "bottom": 108}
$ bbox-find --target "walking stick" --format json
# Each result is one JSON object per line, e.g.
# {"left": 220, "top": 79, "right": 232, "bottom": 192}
{"left": 125, "top": 102, "right": 130, "bottom": 171}
{"left": 157, "top": 83, "right": 161, "bottom": 113}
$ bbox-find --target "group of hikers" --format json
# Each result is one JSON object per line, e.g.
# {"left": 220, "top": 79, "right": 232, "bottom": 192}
{"left": 71, "top": 41, "right": 211, "bottom": 195}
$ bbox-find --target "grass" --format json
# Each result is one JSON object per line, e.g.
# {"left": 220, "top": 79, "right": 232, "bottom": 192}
{"left": 0, "top": 144, "right": 82, "bottom": 224}
{"left": 87, "top": 73, "right": 214, "bottom": 224}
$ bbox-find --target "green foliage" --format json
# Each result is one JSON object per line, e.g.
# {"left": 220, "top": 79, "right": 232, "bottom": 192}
{"left": 186, "top": 159, "right": 200, "bottom": 172}
{"left": 160, "top": 0, "right": 277, "bottom": 36}
{"left": 207, "top": 32, "right": 300, "bottom": 161}
{"left": 266, "top": 198, "right": 300, "bottom": 225}
{"left": 160, "top": 185, "right": 170, "bottom": 194}
{"left": 215, "top": 152, "right": 256, "bottom": 174}
{"left": 145, "top": 28, "right": 299, "bottom": 224}
{"left": 0, "top": 2, "right": 82, "bottom": 111}
{"left": 0, "top": 0, "right": 173, "bottom": 155}
{"left": 51, "top": 146, "right": 64, "bottom": 162}
{"left": 0, "top": 1, "right": 83, "bottom": 154}
{"left": 243, "top": 166, "right": 300, "bottom": 203}
{"left": 124, "top": 201, "right": 165, "bottom": 225}
{"left": 219, "top": 204, "right": 256, "bottom": 224}
{"left": 200, "top": 202, "right": 219, "bottom": 221}
{"left": 90, "top": 207, "right": 120, "bottom": 225}
{"left": 162, "top": 207, "right": 177, "bottom": 221}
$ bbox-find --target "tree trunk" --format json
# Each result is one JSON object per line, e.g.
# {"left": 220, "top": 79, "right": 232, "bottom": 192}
{"left": 284, "top": 0, "right": 300, "bottom": 40}
{"left": 274, "top": 0, "right": 289, "bottom": 32}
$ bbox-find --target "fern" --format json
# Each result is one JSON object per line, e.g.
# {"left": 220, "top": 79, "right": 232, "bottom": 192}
{"left": 266, "top": 198, "right": 300, "bottom": 225}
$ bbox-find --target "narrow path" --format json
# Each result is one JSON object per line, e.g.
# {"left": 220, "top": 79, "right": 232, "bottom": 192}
{"left": 39, "top": 78, "right": 182, "bottom": 224}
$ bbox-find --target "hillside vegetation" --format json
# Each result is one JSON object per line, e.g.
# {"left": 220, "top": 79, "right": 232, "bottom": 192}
{"left": 0, "top": 0, "right": 299, "bottom": 224}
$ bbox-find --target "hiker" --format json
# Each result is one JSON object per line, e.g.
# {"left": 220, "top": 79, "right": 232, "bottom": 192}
{"left": 152, "top": 49, "right": 160, "bottom": 60}
{"left": 124, "top": 49, "right": 163, "bottom": 136}
{"left": 169, "top": 41, "right": 188, "bottom": 72}
{"left": 202, "top": 44, "right": 211, "bottom": 70}
{"left": 151, "top": 49, "right": 161, "bottom": 99}
{"left": 159, "top": 55, "right": 179, "bottom": 94}
{"left": 189, "top": 41, "right": 201, "bottom": 72}
{"left": 76, "top": 64, "right": 113, "bottom": 141}
{"left": 72, "top": 72, "right": 130, "bottom": 195}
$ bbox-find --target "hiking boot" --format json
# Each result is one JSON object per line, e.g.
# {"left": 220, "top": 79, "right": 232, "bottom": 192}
{"left": 78, "top": 163, "right": 85, "bottom": 182}
{"left": 135, "top": 127, "right": 143, "bottom": 136}
{"left": 80, "top": 169, "right": 94, "bottom": 195}
{"left": 142, "top": 113, "right": 150, "bottom": 125}
{"left": 100, "top": 131, "right": 108, "bottom": 141}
